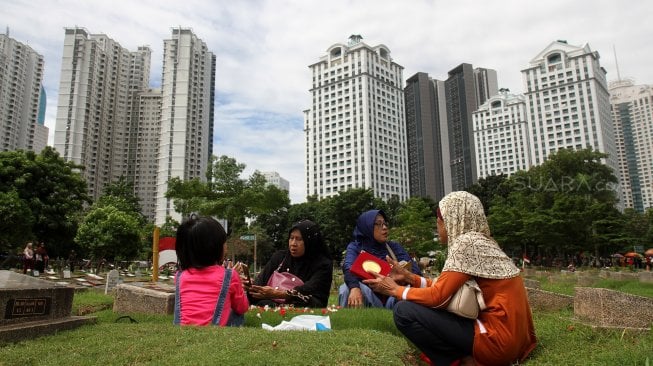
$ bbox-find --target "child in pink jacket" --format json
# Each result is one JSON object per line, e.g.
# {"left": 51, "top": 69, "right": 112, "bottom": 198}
{"left": 173, "top": 216, "right": 248, "bottom": 326}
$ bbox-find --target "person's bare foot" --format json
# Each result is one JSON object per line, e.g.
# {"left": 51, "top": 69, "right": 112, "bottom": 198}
{"left": 459, "top": 356, "right": 476, "bottom": 366}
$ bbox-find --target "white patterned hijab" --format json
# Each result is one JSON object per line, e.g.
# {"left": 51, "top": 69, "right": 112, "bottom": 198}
{"left": 440, "top": 191, "right": 520, "bottom": 279}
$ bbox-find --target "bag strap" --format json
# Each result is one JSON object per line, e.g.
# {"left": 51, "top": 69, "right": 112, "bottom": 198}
{"left": 173, "top": 271, "right": 182, "bottom": 325}
{"left": 385, "top": 243, "right": 398, "bottom": 262}
{"left": 275, "top": 253, "right": 291, "bottom": 272}
{"left": 467, "top": 279, "right": 487, "bottom": 310}
{"left": 211, "top": 268, "right": 233, "bottom": 325}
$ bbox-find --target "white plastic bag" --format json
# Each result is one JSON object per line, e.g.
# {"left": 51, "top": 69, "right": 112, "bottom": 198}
{"left": 262, "top": 315, "right": 331, "bottom": 331}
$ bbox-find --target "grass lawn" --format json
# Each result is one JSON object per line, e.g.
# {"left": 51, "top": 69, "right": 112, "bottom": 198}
{"left": 0, "top": 289, "right": 651, "bottom": 365}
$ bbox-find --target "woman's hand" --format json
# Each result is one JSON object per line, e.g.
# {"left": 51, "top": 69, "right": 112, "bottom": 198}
{"left": 363, "top": 272, "right": 399, "bottom": 297}
{"left": 248, "top": 285, "right": 284, "bottom": 300}
{"left": 347, "top": 287, "right": 364, "bottom": 308}
{"left": 232, "top": 262, "right": 252, "bottom": 287}
{"left": 386, "top": 256, "right": 413, "bottom": 285}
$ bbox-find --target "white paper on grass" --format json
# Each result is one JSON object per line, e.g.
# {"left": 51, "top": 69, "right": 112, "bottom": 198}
{"left": 262, "top": 315, "right": 331, "bottom": 331}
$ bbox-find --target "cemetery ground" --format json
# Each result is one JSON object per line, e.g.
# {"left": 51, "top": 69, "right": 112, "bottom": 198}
{"left": 0, "top": 270, "right": 652, "bottom": 365}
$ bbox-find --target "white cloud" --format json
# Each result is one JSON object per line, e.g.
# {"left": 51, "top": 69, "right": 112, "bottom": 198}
{"left": 3, "top": 0, "right": 653, "bottom": 203}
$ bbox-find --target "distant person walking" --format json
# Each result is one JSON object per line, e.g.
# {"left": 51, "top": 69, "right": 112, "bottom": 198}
{"left": 68, "top": 250, "right": 77, "bottom": 273}
{"left": 34, "top": 242, "right": 49, "bottom": 273}
{"left": 22, "top": 242, "right": 34, "bottom": 274}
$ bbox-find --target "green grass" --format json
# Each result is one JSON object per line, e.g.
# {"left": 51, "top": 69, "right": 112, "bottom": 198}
{"left": 535, "top": 274, "right": 653, "bottom": 298}
{"left": 1, "top": 285, "right": 652, "bottom": 365}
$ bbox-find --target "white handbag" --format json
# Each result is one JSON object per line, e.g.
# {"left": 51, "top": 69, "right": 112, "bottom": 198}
{"left": 446, "top": 279, "right": 487, "bottom": 319}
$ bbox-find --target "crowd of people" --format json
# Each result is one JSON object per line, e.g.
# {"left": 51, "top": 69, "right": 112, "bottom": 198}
{"left": 170, "top": 191, "right": 538, "bottom": 365}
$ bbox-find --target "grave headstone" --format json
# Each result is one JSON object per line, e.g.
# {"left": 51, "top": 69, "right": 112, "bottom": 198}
{"left": 63, "top": 269, "right": 71, "bottom": 279}
{"left": 105, "top": 270, "right": 120, "bottom": 295}
{"left": 0, "top": 270, "right": 96, "bottom": 343}
{"left": 113, "top": 282, "right": 175, "bottom": 315}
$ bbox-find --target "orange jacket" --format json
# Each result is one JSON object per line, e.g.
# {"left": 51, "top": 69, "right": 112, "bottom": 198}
{"left": 395, "top": 271, "right": 536, "bottom": 366}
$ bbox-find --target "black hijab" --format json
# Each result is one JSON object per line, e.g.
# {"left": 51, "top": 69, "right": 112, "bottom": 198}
{"left": 290, "top": 219, "right": 331, "bottom": 260}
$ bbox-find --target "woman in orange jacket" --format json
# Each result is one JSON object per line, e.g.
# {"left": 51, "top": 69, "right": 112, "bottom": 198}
{"left": 365, "top": 191, "right": 536, "bottom": 366}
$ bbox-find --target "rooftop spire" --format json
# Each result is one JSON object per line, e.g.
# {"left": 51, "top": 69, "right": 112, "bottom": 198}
{"left": 348, "top": 34, "right": 363, "bottom": 46}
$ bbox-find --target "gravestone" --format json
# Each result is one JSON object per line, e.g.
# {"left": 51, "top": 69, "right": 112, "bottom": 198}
{"left": 105, "top": 270, "right": 120, "bottom": 295}
{"left": 574, "top": 287, "right": 653, "bottom": 330}
{"left": 113, "top": 282, "right": 175, "bottom": 315}
{"left": 0, "top": 270, "right": 96, "bottom": 343}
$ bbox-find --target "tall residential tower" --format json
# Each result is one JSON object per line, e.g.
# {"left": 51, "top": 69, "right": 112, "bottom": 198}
{"left": 54, "top": 28, "right": 151, "bottom": 199}
{"left": 0, "top": 33, "right": 47, "bottom": 152}
{"left": 521, "top": 41, "right": 617, "bottom": 176}
{"left": 609, "top": 79, "right": 653, "bottom": 211}
{"left": 473, "top": 90, "right": 531, "bottom": 178}
{"left": 445, "top": 64, "right": 498, "bottom": 191}
{"left": 404, "top": 72, "right": 449, "bottom": 201}
{"left": 54, "top": 27, "right": 215, "bottom": 224}
{"left": 305, "top": 35, "right": 408, "bottom": 201}
{"left": 155, "top": 28, "right": 216, "bottom": 224}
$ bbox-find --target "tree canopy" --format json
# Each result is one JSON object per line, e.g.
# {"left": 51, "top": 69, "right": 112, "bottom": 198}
{"left": 486, "top": 148, "right": 620, "bottom": 259}
{"left": 166, "top": 155, "right": 290, "bottom": 235}
{"left": 0, "top": 147, "right": 90, "bottom": 256}
{"left": 75, "top": 179, "right": 146, "bottom": 261}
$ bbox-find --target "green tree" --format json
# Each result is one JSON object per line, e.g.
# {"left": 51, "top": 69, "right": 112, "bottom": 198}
{"left": 76, "top": 178, "right": 147, "bottom": 262}
{"left": 0, "top": 148, "right": 90, "bottom": 256}
{"left": 166, "top": 155, "right": 290, "bottom": 235}
{"left": 389, "top": 197, "right": 438, "bottom": 256}
{"left": 320, "top": 188, "right": 384, "bottom": 259}
{"left": 614, "top": 208, "right": 650, "bottom": 252}
{"left": 0, "top": 190, "right": 33, "bottom": 252}
{"left": 75, "top": 205, "right": 142, "bottom": 261}
{"left": 98, "top": 176, "right": 143, "bottom": 219}
{"left": 466, "top": 173, "right": 509, "bottom": 213}
{"left": 489, "top": 148, "right": 619, "bottom": 261}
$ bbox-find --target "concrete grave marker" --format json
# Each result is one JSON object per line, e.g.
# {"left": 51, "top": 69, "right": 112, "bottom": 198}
{"left": 105, "top": 270, "right": 120, "bottom": 294}
{"left": 63, "top": 269, "right": 71, "bottom": 279}
{"left": 0, "top": 270, "right": 96, "bottom": 343}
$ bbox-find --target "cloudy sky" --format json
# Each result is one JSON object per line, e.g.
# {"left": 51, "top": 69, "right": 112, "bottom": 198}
{"left": 3, "top": 0, "right": 652, "bottom": 203}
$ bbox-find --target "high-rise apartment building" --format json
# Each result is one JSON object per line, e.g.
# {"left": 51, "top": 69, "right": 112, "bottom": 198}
{"left": 0, "top": 33, "right": 47, "bottom": 152}
{"left": 54, "top": 27, "right": 215, "bottom": 224}
{"left": 473, "top": 90, "right": 531, "bottom": 178}
{"left": 445, "top": 64, "right": 498, "bottom": 191}
{"left": 609, "top": 79, "right": 653, "bottom": 211}
{"left": 262, "top": 171, "right": 290, "bottom": 192}
{"left": 521, "top": 41, "right": 618, "bottom": 177}
{"left": 33, "top": 86, "right": 49, "bottom": 153}
{"left": 305, "top": 35, "right": 408, "bottom": 201}
{"left": 132, "top": 88, "right": 162, "bottom": 220}
{"left": 54, "top": 28, "right": 151, "bottom": 199}
{"left": 155, "top": 28, "right": 216, "bottom": 224}
{"left": 404, "top": 72, "right": 449, "bottom": 201}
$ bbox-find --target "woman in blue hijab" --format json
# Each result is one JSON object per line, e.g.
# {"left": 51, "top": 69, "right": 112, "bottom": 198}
{"left": 338, "top": 209, "right": 421, "bottom": 308}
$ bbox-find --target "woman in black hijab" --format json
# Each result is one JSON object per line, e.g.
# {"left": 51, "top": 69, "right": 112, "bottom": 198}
{"left": 248, "top": 220, "right": 333, "bottom": 307}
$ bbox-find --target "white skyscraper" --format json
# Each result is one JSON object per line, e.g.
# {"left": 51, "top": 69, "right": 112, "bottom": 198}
{"left": 54, "top": 28, "right": 151, "bottom": 199}
{"left": 155, "top": 28, "right": 216, "bottom": 224}
{"left": 305, "top": 35, "right": 408, "bottom": 201}
{"left": 0, "top": 33, "right": 46, "bottom": 152}
{"left": 473, "top": 91, "right": 531, "bottom": 178}
{"left": 609, "top": 79, "right": 653, "bottom": 211}
{"left": 262, "top": 171, "right": 290, "bottom": 192}
{"left": 521, "top": 41, "right": 618, "bottom": 176}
